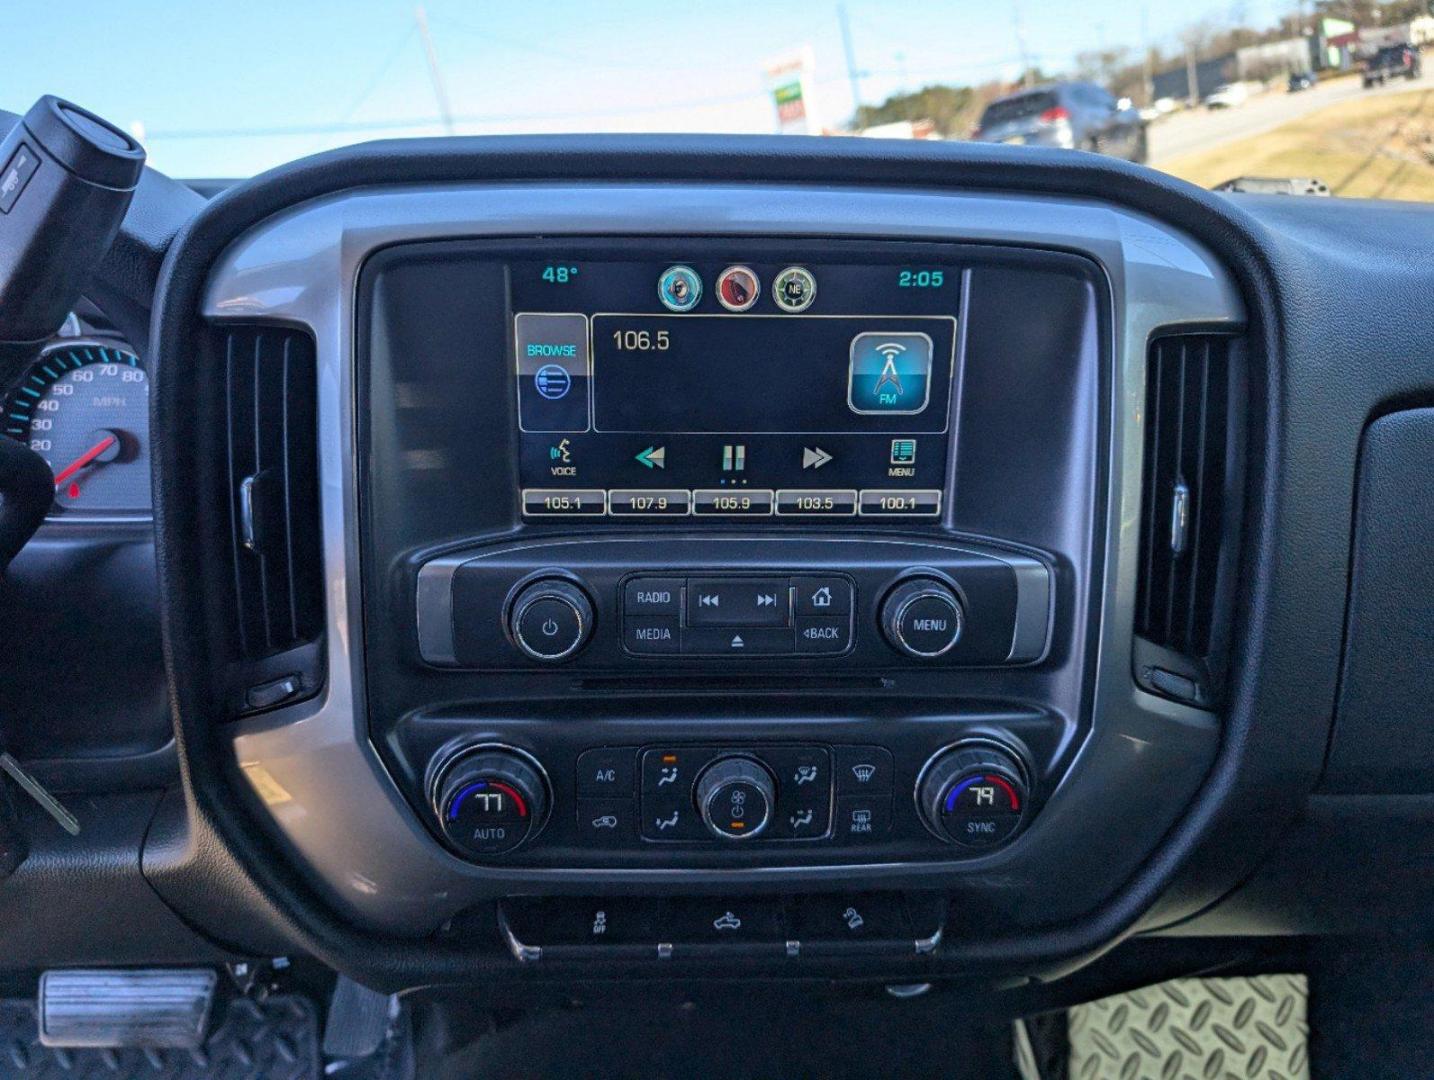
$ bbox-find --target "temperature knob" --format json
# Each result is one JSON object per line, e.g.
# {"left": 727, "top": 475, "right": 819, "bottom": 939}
{"left": 694, "top": 756, "right": 776, "bottom": 840}
{"left": 917, "top": 742, "right": 1030, "bottom": 850}
{"left": 432, "top": 747, "right": 550, "bottom": 857}
{"left": 508, "top": 578, "right": 594, "bottom": 662}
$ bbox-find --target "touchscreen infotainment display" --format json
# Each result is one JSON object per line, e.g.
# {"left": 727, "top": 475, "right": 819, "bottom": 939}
{"left": 514, "top": 245, "right": 961, "bottom": 520}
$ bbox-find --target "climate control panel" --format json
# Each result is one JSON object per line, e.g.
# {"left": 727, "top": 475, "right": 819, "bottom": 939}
{"left": 422, "top": 737, "right": 1037, "bottom": 866}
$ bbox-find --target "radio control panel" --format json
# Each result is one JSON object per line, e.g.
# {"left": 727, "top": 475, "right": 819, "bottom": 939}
{"left": 415, "top": 536, "right": 1050, "bottom": 671}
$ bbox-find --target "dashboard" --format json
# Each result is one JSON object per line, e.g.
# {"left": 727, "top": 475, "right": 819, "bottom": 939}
{"left": 4, "top": 132, "right": 1434, "bottom": 1004}
{"left": 185, "top": 180, "right": 1240, "bottom": 953}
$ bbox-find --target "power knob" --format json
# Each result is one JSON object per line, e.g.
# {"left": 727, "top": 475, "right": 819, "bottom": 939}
{"left": 508, "top": 578, "right": 594, "bottom": 662}
{"left": 917, "top": 742, "right": 1030, "bottom": 850}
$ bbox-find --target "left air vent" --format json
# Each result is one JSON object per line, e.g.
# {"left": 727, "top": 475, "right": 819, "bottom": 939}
{"left": 222, "top": 326, "right": 323, "bottom": 681}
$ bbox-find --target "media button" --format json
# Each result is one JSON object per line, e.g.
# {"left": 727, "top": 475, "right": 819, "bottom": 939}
{"left": 623, "top": 577, "right": 682, "bottom": 616}
{"left": 686, "top": 578, "right": 790, "bottom": 627}
{"left": 522, "top": 488, "right": 606, "bottom": 517}
{"left": 794, "top": 617, "right": 852, "bottom": 655}
{"left": 858, "top": 489, "right": 942, "bottom": 517}
{"left": 692, "top": 489, "right": 774, "bottom": 516}
{"left": 609, "top": 489, "right": 690, "bottom": 516}
{"left": 623, "top": 616, "right": 681, "bottom": 655}
{"left": 775, "top": 489, "right": 857, "bottom": 517}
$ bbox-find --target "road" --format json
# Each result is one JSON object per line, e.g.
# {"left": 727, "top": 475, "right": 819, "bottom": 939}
{"left": 1147, "top": 69, "right": 1434, "bottom": 164}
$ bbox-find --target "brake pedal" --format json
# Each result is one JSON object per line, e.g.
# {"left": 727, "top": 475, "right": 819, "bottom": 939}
{"left": 38, "top": 968, "right": 217, "bottom": 1048}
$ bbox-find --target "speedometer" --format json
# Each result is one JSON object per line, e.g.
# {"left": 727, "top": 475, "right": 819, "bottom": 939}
{"left": 3, "top": 342, "right": 150, "bottom": 517}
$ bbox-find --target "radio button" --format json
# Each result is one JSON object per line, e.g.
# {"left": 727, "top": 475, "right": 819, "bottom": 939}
{"left": 609, "top": 488, "right": 690, "bottom": 516}
{"left": 792, "top": 577, "right": 852, "bottom": 617}
{"left": 623, "top": 577, "right": 682, "bottom": 616}
{"left": 794, "top": 617, "right": 852, "bottom": 654}
{"left": 522, "top": 488, "right": 606, "bottom": 517}
{"left": 858, "top": 489, "right": 942, "bottom": 517}
{"left": 686, "top": 578, "right": 790, "bottom": 627}
{"left": 623, "top": 616, "right": 680, "bottom": 655}
{"left": 775, "top": 489, "right": 858, "bottom": 516}
{"left": 691, "top": 489, "right": 774, "bottom": 516}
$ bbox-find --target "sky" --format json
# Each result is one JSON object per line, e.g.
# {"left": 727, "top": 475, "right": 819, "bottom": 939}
{"left": 0, "top": 0, "right": 1283, "bottom": 177}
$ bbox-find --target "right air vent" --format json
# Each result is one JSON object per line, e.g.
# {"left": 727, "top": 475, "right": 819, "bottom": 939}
{"left": 1134, "top": 334, "right": 1239, "bottom": 705}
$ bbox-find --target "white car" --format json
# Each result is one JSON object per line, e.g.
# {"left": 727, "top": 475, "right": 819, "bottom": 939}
{"left": 1205, "top": 82, "right": 1250, "bottom": 109}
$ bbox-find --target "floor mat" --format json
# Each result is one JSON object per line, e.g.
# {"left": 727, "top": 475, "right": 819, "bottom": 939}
{"left": 0, "top": 994, "right": 320, "bottom": 1079}
{"left": 1067, "top": 974, "right": 1309, "bottom": 1080}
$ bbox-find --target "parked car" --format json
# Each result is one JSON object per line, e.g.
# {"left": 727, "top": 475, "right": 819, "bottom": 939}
{"left": 1288, "top": 71, "right": 1316, "bottom": 92}
{"left": 972, "top": 81, "right": 1147, "bottom": 162}
{"left": 1363, "top": 43, "right": 1423, "bottom": 87}
{"left": 1205, "top": 82, "right": 1250, "bottom": 109}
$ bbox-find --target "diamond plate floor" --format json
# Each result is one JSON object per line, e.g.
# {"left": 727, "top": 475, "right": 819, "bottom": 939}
{"left": 0, "top": 994, "right": 319, "bottom": 1080}
{"left": 1067, "top": 974, "right": 1309, "bottom": 1080}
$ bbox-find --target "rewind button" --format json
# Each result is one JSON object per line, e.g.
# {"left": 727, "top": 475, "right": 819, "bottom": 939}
{"left": 685, "top": 578, "right": 791, "bottom": 628}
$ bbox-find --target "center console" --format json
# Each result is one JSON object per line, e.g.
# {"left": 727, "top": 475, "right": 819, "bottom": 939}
{"left": 204, "top": 184, "right": 1242, "bottom": 948}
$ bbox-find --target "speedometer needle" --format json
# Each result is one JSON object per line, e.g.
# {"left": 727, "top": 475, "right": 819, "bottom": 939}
{"left": 53, "top": 434, "right": 118, "bottom": 488}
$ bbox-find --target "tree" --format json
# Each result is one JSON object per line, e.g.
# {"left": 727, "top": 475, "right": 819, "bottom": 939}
{"left": 1075, "top": 45, "right": 1132, "bottom": 85}
{"left": 853, "top": 85, "right": 978, "bottom": 137}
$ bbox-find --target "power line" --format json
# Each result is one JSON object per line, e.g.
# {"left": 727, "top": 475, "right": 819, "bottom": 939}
{"left": 339, "top": 24, "right": 418, "bottom": 122}
{"left": 143, "top": 87, "right": 772, "bottom": 142}
{"left": 414, "top": 5, "right": 454, "bottom": 135}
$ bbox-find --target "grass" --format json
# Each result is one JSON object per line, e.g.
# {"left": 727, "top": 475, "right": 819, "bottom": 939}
{"left": 1158, "top": 86, "right": 1434, "bottom": 202}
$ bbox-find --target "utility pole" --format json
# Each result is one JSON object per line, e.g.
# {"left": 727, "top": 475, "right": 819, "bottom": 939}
{"left": 1141, "top": 5, "right": 1154, "bottom": 106}
{"left": 1012, "top": 0, "right": 1035, "bottom": 87}
{"left": 1185, "top": 41, "right": 1200, "bottom": 107}
{"left": 414, "top": 5, "right": 454, "bottom": 135}
{"left": 838, "top": 4, "right": 863, "bottom": 120}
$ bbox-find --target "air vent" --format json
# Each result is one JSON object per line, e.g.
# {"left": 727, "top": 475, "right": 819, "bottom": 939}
{"left": 222, "top": 327, "right": 323, "bottom": 668}
{"left": 1134, "top": 335, "right": 1237, "bottom": 703}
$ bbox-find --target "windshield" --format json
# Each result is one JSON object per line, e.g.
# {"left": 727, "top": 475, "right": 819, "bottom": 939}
{"left": 4, "top": 1, "right": 1433, "bottom": 201}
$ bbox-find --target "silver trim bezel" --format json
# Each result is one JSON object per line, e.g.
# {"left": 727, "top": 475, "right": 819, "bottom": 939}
{"left": 204, "top": 183, "right": 1242, "bottom": 934}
